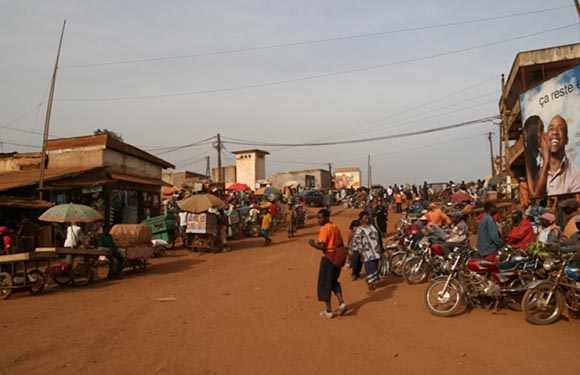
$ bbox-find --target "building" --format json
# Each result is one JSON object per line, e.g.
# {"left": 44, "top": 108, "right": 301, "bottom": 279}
{"left": 0, "top": 134, "right": 174, "bottom": 229}
{"left": 270, "top": 169, "right": 332, "bottom": 190}
{"left": 163, "top": 170, "right": 208, "bottom": 186}
{"left": 211, "top": 165, "right": 237, "bottom": 186}
{"left": 231, "top": 149, "right": 269, "bottom": 190}
{"left": 500, "top": 43, "right": 580, "bottom": 178}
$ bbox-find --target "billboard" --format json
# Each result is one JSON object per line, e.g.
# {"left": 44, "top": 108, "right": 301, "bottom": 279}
{"left": 520, "top": 64, "right": 580, "bottom": 198}
{"left": 334, "top": 170, "right": 361, "bottom": 189}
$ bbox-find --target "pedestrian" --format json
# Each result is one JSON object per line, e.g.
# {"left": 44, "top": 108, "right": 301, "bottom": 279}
{"left": 347, "top": 215, "right": 362, "bottom": 281}
{"left": 350, "top": 211, "right": 382, "bottom": 292}
{"left": 260, "top": 210, "right": 273, "bottom": 246}
{"left": 286, "top": 202, "right": 296, "bottom": 238}
{"left": 375, "top": 204, "right": 387, "bottom": 235}
{"left": 64, "top": 221, "right": 83, "bottom": 265}
{"left": 98, "top": 225, "right": 125, "bottom": 279}
{"left": 16, "top": 215, "right": 35, "bottom": 253}
{"left": 308, "top": 209, "right": 347, "bottom": 318}
{"left": 0, "top": 226, "right": 11, "bottom": 255}
{"left": 178, "top": 210, "right": 189, "bottom": 247}
{"left": 322, "top": 191, "right": 332, "bottom": 213}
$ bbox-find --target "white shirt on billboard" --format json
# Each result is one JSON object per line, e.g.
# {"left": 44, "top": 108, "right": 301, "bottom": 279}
{"left": 546, "top": 156, "right": 580, "bottom": 196}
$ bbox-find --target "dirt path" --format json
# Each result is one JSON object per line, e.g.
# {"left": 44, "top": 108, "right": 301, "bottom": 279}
{"left": 0, "top": 208, "right": 578, "bottom": 375}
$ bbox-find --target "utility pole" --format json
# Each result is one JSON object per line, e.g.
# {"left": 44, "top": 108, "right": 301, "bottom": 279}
{"left": 575, "top": 0, "right": 580, "bottom": 19}
{"left": 216, "top": 133, "right": 222, "bottom": 183}
{"left": 367, "top": 155, "right": 372, "bottom": 187}
{"left": 205, "top": 156, "right": 210, "bottom": 178}
{"left": 39, "top": 20, "right": 66, "bottom": 200}
{"left": 488, "top": 132, "right": 496, "bottom": 177}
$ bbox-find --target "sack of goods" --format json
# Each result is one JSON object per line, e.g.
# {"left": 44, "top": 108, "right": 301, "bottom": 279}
{"left": 110, "top": 224, "right": 152, "bottom": 248}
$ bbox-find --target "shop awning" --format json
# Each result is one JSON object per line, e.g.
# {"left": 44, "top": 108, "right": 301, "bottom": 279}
{"left": 0, "top": 166, "right": 106, "bottom": 193}
{"left": 0, "top": 196, "right": 55, "bottom": 209}
{"left": 108, "top": 172, "right": 170, "bottom": 186}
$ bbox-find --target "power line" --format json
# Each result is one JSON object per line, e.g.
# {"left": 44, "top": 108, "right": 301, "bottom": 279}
{"left": 60, "top": 5, "right": 573, "bottom": 69}
{"left": 0, "top": 141, "right": 42, "bottom": 149}
{"left": 57, "top": 23, "right": 576, "bottom": 103}
{"left": 0, "top": 103, "right": 44, "bottom": 133}
{"left": 222, "top": 115, "right": 499, "bottom": 147}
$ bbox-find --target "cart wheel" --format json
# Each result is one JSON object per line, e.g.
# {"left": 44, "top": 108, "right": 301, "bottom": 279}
{"left": 71, "top": 264, "right": 93, "bottom": 287}
{"left": 52, "top": 274, "right": 71, "bottom": 286}
{"left": 165, "top": 240, "right": 175, "bottom": 249}
{"left": 139, "top": 259, "right": 147, "bottom": 271}
{"left": 27, "top": 270, "right": 46, "bottom": 295}
{"left": 0, "top": 272, "right": 13, "bottom": 300}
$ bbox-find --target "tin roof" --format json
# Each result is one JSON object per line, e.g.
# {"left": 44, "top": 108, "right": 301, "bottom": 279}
{"left": 0, "top": 166, "right": 105, "bottom": 193}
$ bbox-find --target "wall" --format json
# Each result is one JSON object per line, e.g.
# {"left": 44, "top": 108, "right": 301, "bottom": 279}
{"left": 103, "top": 149, "right": 162, "bottom": 178}
{"left": 270, "top": 169, "right": 331, "bottom": 190}
{"left": 0, "top": 153, "right": 41, "bottom": 172}
{"left": 235, "top": 153, "right": 257, "bottom": 189}
{"left": 211, "top": 166, "right": 236, "bottom": 185}
{"left": 47, "top": 146, "right": 104, "bottom": 170}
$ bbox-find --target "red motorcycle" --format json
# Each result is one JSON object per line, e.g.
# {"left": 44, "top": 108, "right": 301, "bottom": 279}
{"left": 425, "top": 246, "right": 539, "bottom": 317}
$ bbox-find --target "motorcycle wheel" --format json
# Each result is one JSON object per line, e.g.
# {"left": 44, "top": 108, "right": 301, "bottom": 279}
{"left": 0, "top": 272, "right": 13, "bottom": 300}
{"left": 402, "top": 256, "right": 429, "bottom": 284}
{"left": 248, "top": 226, "right": 260, "bottom": 237}
{"left": 425, "top": 277, "right": 463, "bottom": 317}
{"left": 389, "top": 251, "right": 406, "bottom": 277}
{"left": 564, "top": 289, "right": 580, "bottom": 318}
{"left": 52, "top": 274, "right": 71, "bottom": 286}
{"left": 27, "top": 270, "right": 45, "bottom": 295}
{"left": 522, "top": 284, "right": 564, "bottom": 325}
{"left": 71, "top": 264, "right": 93, "bottom": 287}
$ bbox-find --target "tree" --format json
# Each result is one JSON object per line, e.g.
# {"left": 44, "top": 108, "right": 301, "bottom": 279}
{"left": 94, "top": 128, "right": 123, "bottom": 142}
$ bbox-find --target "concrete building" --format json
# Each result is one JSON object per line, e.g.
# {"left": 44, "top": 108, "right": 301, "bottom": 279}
{"left": 270, "top": 169, "right": 332, "bottom": 190}
{"left": 163, "top": 170, "right": 208, "bottom": 186}
{"left": 500, "top": 43, "right": 580, "bottom": 178}
{"left": 0, "top": 134, "right": 174, "bottom": 227}
{"left": 231, "top": 149, "right": 269, "bottom": 190}
{"left": 211, "top": 166, "right": 237, "bottom": 186}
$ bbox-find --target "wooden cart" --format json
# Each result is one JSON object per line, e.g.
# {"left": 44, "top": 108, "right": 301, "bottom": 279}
{"left": 0, "top": 252, "right": 57, "bottom": 300}
{"left": 36, "top": 247, "right": 111, "bottom": 287}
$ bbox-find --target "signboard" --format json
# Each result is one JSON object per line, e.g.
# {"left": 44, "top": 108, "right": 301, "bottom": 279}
{"left": 334, "top": 171, "right": 361, "bottom": 189}
{"left": 520, "top": 64, "right": 580, "bottom": 198}
{"left": 186, "top": 213, "right": 218, "bottom": 234}
{"left": 82, "top": 185, "right": 102, "bottom": 194}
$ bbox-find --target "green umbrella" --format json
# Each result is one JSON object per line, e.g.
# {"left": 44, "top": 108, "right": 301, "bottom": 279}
{"left": 38, "top": 203, "right": 104, "bottom": 223}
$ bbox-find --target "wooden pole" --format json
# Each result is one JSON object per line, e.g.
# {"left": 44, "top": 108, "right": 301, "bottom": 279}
{"left": 574, "top": 0, "right": 580, "bottom": 19}
{"left": 488, "top": 132, "right": 495, "bottom": 177}
{"left": 39, "top": 20, "right": 66, "bottom": 200}
{"left": 367, "top": 155, "right": 372, "bottom": 187}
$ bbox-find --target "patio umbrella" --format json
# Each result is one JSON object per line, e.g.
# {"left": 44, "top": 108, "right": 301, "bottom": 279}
{"left": 255, "top": 186, "right": 280, "bottom": 196}
{"left": 38, "top": 203, "right": 104, "bottom": 223}
{"left": 227, "top": 182, "right": 251, "bottom": 192}
{"left": 178, "top": 194, "right": 227, "bottom": 213}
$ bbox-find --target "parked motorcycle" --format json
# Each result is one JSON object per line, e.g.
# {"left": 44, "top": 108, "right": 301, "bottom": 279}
{"left": 242, "top": 220, "right": 261, "bottom": 237}
{"left": 424, "top": 246, "right": 539, "bottom": 317}
{"left": 382, "top": 223, "right": 423, "bottom": 277}
{"left": 401, "top": 237, "right": 457, "bottom": 284}
{"left": 521, "top": 251, "right": 580, "bottom": 325}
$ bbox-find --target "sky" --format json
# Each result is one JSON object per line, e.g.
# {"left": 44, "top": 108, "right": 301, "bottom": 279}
{"left": 1, "top": 1, "right": 579, "bottom": 187}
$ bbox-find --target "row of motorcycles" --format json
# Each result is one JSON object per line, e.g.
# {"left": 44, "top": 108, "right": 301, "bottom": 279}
{"left": 382, "top": 214, "right": 580, "bottom": 325}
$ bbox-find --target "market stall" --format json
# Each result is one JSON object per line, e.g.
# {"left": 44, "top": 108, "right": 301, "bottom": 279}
{"left": 109, "top": 224, "right": 155, "bottom": 271}
{"left": 178, "top": 194, "right": 227, "bottom": 253}
{"left": 0, "top": 252, "right": 56, "bottom": 299}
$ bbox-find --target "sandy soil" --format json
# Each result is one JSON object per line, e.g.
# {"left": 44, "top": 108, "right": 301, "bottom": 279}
{"left": 0, "top": 208, "right": 579, "bottom": 375}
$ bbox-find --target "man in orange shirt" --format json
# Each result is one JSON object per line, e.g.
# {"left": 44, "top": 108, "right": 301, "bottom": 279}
{"left": 309, "top": 209, "right": 347, "bottom": 318}
{"left": 427, "top": 203, "right": 451, "bottom": 227}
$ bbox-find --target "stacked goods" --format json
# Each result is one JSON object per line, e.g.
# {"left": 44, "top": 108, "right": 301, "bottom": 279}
{"left": 110, "top": 224, "right": 152, "bottom": 248}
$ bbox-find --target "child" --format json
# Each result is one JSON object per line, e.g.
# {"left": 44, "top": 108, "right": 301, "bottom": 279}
{"left": 261, "top": 210, "right": 273, "bottom": 246}
{"left": 286, "top": 203, "right": 296, "bottom": 238}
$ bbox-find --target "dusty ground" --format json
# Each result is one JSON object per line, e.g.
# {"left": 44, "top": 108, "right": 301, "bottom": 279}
{"left": 0, "top": 208, "right": 579, "bottom": 375}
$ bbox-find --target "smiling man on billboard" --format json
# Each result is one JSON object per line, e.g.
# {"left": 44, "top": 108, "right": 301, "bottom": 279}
{"left": 544, "top": 115, "right": 580, "bottom": 195}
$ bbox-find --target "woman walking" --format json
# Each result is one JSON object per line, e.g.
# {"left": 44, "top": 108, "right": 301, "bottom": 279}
{"left": 351, "top": 211, "right": 383, "bottom": 292}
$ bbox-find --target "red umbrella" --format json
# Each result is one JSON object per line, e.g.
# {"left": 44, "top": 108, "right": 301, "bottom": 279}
{"left": 451, "top": 191, "right": 472, "bottom": 204}
{"left": 227, "top": 183, "right": 251, "bottom": 192}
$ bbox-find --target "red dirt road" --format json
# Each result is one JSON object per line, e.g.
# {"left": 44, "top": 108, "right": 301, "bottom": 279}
{"left": 1, "top": 208, "right": 579, "bottom": 375}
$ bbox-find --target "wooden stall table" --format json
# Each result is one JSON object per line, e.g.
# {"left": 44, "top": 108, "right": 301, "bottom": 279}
{"left": 36, "top": 247, "right": 111, "bottom": 287}
{"left": 0, "top": 252, "right": 57, "bottom": 300}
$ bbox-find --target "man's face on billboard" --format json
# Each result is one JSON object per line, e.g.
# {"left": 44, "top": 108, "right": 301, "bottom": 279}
{"left": 548, "top": 115, "right": 568, "bottom": 154}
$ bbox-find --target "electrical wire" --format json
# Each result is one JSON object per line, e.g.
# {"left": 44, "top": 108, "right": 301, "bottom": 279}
{"left": 60, "top": 5, "right": 573, "bottom": 69}
{"left": 222, "top": 115, "right": 499, "bottom": 148}
{"left": 56, "top": 23, "right": 576, "bottom": 103}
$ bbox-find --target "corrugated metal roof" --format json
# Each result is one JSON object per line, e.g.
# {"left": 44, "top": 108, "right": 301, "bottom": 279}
{"left": 0, "top": 196, "right": 54, "bottom": 209}
{"left": 0, "top": 166, "right": 105, "bottom": 193}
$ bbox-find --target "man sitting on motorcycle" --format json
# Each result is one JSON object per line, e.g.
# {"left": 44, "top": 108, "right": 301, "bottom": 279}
{"left": 440, "top": 211, "right": 469, "bottom": 257}
{"left": 505, "top": 209, "right": 535, "bottom": 251}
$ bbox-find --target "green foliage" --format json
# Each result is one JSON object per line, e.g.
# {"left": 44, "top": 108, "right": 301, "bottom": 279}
{"left": 94, "top": 128, "right": 123, "bottom": 142}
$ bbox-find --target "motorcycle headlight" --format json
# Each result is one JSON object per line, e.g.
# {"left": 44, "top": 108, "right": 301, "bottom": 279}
{"left": 543, "top": 258, "right": 555, "bottom": 271}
